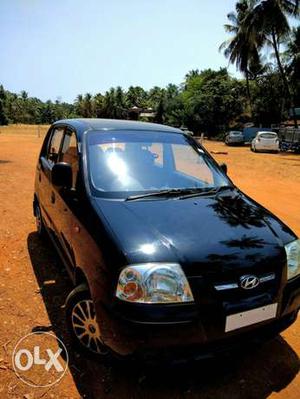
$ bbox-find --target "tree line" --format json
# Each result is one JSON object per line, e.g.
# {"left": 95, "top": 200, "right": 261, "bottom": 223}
{"left": 0, "top": 0, "right": 299, "bottom": 136}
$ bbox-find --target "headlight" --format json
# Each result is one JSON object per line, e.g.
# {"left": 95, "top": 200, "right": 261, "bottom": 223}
{"left": 116, "top": 263, "right": 194, "bottom": 304}
{"left": 285, "top": 239, "right": 300, "bottom": 280}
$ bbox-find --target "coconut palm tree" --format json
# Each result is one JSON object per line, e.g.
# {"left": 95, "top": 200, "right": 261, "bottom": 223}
{"left": 185, "top": 69, "right": 200, "bottom": 81}
{"left": 245, "top": 0, "right": 299, "bottom": 126}
{"left": 220, "top": 1, "right": 262, "bottom": 116}
{"left": 284, "top": 26, "right": 300, "bottom": 71}
{"left": 83, "top": 93, "right": 93, "bottom": 117}
{"left": 284, "top": 26, "right": 300, "bottom": 105}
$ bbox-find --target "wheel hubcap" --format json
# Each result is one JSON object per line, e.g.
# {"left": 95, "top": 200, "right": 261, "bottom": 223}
{"left": 71, "top": 299, "right": 106, "bottom": 354}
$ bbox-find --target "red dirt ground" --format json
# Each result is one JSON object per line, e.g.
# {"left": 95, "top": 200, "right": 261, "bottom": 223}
{"left": 0, "top": 134, "right": 299, "bottom": 398}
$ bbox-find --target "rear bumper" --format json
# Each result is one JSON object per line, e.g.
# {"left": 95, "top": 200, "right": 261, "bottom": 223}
{"left": 226, "top": 139, "right": 244, "bottom": 144}
{"left": 256, "top": 145, "right": 279, "bottom": 151}
{"left": 96, "top": 277, "right": 300, "bottom": 358}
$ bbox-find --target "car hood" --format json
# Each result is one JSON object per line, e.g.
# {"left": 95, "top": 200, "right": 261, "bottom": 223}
{"left": 93, "top": 192, "right": 295, "bottom": 276}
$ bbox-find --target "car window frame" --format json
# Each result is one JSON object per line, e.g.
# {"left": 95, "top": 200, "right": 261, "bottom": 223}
{"left": 45, "top": 125, "right": 66, "bottom": 165}
{"left": 59, "top": 127, "right": 80, "bottom": 190}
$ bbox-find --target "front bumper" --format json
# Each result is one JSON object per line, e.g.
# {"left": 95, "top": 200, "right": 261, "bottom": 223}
{"left": 134, "top": 310, "right": 298, "bottom": 364}
{"left": 95, "top": 276, "right": 300, "bottom": 358}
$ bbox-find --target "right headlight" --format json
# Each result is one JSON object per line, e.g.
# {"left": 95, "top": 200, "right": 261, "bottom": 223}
{"left": 285, "top": 239, "right": 300, "bottom": 280}
{"left": 115, "top": 263, "right": 194, "bottom": 304}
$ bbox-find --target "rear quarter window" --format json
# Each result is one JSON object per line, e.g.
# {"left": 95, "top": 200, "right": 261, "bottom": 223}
{"left": 260, "top": 133, "right": 277, "bottom": 139}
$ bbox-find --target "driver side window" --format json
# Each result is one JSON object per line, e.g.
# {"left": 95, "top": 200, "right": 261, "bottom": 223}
{"left": 60, "top": 130, "right": 79, "bottom": 190}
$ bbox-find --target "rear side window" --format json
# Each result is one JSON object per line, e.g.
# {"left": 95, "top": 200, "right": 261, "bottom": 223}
{"left": 260, "top": 133, "right": 277, "bottom": 139}
{"left": 47, "top": 127, "right": 64, "bottom": 164}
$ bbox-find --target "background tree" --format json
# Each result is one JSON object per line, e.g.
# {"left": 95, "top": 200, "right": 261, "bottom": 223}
{"left": 245, "top": 0, "right": 299, "bottom": 126}
{"left": 220, "top": 0, "right": 263, "bottom": 116}
{"left": 126, "top": 86, "right": 147, "bottom": 108}
{"left": 284, "top": 26, "right": 300, "bottom": 104}
{"left": 251, "top": 70, "right": 286, "bottom": 124}
{"left": 182, "top": 69, "right": 245, "bottom": 135}
{"left": 94, "top": 93, "right": 105, "bottom": 118}
{"left": 114, "top": 86, "right": 127, "bottom": 119}
{"left": 0, "top": 85, "right": 8, "bottom": 125}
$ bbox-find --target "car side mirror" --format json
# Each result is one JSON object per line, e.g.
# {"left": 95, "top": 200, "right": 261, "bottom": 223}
{"left": 220, "top": 163, "right": 228, "bottom": 174}
{"left": 51, "top": 162, "right": 72, "bottom": 188}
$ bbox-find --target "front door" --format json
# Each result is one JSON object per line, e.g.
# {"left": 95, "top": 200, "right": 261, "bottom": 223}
{"left": 53, "top": 128, "right": 80, "bottom": 273}
{"left": 38, "top": 125, "right": 65, "bottom": 235}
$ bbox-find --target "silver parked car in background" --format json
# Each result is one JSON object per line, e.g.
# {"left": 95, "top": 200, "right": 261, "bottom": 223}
{"left": 225, "top": 131, "right": 244, "bottom": 145}
{"left": 251, "top": 131, "right": 280, "bottom": 153}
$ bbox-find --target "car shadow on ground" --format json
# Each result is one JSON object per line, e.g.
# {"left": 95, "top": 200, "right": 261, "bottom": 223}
{"left": 27, "top": 231, "right": 300, "bottom": 399}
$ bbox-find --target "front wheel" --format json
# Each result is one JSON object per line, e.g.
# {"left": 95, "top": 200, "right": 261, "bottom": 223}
{"left": 65, "top": 284, "right": 109, "bottom": 356}
{"left": 35, "top": 201, "right": 47, "bottom": 238}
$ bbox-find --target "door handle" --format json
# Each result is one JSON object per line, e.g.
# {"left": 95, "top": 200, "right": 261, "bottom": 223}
{"left": 51, "top": 192, "right": 55, "bottom": 204}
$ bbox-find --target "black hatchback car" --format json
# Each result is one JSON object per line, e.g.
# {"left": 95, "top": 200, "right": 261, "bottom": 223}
{"left": 34, "top": 119, "right": 300, "bottom": 361}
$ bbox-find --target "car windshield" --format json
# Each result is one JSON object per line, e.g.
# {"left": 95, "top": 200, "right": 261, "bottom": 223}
{"left": 86, "top": 130, "right": 230, "bottom": 198}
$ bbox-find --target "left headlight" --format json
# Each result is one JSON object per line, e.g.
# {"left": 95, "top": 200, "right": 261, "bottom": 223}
{"left": 285, "top": 239, "right": 300, "bottom": 280}
{"left": 115, "top": 263, "right": 194, "bottom": 304}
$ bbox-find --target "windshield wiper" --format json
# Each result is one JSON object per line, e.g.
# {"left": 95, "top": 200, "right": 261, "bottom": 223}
{"left": 178, "top": 185, "right": 235, "bottom": 200}
{"left": 125, "top": 188, "right": 205, "bottom": 201}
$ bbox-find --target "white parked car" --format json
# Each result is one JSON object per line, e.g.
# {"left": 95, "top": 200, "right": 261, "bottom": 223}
{"left": 251, "top": 131, "right": 280, "bottom": 153}
{"left": 225, "top": 131, "right": 244, "bottom": 145}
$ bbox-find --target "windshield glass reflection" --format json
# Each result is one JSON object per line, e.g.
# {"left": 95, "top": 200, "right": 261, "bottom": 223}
{"left": 87, "top": 131, "right": 229, "bottom": 197}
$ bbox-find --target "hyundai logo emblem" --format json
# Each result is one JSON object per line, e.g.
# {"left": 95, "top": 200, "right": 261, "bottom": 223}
{"left": 240, "top": 275, "right": 260, "bottom": 290}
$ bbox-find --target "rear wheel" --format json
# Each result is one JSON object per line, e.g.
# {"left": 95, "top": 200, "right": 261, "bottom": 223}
{"left": 65, "top": 284, "right": 109, "bottom": 357}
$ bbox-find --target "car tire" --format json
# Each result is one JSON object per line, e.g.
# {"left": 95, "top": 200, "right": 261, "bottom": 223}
{"left": 35, "top": 201, "right": 47, "bottom": 238}
{"left": 65, "top": 284, "right": 109, "bottom": 357}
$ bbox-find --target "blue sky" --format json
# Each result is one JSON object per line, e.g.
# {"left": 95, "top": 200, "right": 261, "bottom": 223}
{"left": 0, "top": 0, "right": 239, "bottom": 102}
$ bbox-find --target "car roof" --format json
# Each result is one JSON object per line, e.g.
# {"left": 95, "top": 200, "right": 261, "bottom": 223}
{"left": 53, "top": 118, "right": 183, "bottom": 141}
